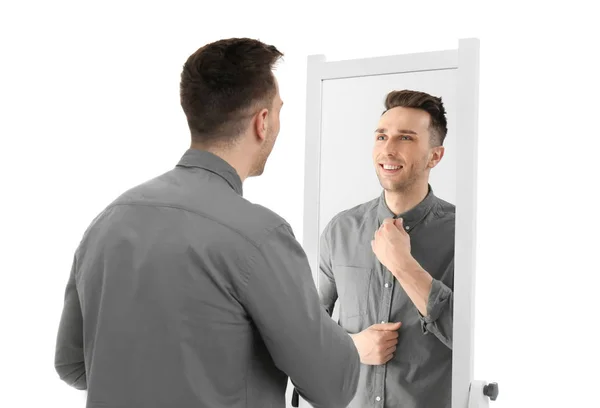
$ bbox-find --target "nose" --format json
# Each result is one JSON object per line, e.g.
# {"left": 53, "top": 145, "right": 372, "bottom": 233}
{"left": 382, "top": 140, "right": 397, "bottom": 154}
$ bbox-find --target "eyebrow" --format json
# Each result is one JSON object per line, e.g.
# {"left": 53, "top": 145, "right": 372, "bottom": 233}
{"left": 375, "top": 128, "right": 418, "bottom": 135}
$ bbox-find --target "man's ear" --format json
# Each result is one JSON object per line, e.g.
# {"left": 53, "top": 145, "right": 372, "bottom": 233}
{"left": 428, "top": 146, "right": 445, "bottom": 169}
{"left": 254, "top": 108, "right": 269, "bottom": 142}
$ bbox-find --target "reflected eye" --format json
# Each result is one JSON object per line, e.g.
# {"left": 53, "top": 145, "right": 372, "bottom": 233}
{"left": 376, "top": 135, "right": 385, "bottom": 140}
{"left": 400, "top": 135, "right": 412, "bottom": 140}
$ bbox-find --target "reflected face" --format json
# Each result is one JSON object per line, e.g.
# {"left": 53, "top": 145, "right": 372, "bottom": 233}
{"left": 372, "top": 106, "right": 439, "bottom": 192}
{"left": 250, "top": 78, "right": 283, "bottom": 177}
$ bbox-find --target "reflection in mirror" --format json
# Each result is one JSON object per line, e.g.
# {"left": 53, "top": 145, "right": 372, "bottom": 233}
{"left": 317, "top": 85, "right": 456, "bottom": 408}
{"left": 298, "top": 42, "right": 481, "bottom": 408}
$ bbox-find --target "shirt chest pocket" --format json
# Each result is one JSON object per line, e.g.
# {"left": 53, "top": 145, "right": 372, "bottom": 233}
{"left": 333, "top": 265, "right": 374, "bottom": 320}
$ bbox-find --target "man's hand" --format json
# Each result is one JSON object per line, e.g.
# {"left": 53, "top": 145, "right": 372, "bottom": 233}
{"left": 371, "top": 217, "right": 434, "bottom": 316}
{"left": 371, "top": 217, "right": 413, "bottom": 273}
{"left": 350, "top": 322, "right": 402, "bottom": 365}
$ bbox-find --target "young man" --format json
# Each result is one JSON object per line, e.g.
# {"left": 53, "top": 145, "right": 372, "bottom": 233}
{"left": 54, "top": 38, "right": 360, "bottom": 408}
{"left": 317, "top": 90, "right": 454, "bottom": 407}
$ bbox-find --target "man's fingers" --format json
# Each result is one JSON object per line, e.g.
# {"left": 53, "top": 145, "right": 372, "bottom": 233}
{"left": 383, "top": 337, "right": 398, "bottom": 348}
{"left": 379, "top": 218, "right": 407, "bottom": 236}
{"left": 372, "top": 322, "right": 402, "bottom": 330}
{"left": 373, "top": 226, "right": 381, "bottom": 240}
{"left": 385, "top": 344, "right": 397, "bottom": 354}
{"left": 383, "top": 352, "right": 395, "bottom": 364}
{"left": 394, "top": 217, "right": 407, "bottom": 231}
{"left": 384, "top": 330, "right": 399, "bottom": 340}
{"left": 376, "top": 335, "right": 398, "bottom": 348}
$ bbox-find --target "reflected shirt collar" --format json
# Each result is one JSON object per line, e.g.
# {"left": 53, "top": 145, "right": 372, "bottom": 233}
{"left": 176, "top": 148, "right": 243, "bottom": 196}
{"left": 376, "top": 184, "right": 437, "bottom": 230}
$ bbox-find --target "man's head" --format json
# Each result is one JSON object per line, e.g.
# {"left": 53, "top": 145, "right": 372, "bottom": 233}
{"left": 180, "top": 38, "right": 284, "bottom": 178}
{"left": 373, "top": 90, "right": 447, "bottom": 193}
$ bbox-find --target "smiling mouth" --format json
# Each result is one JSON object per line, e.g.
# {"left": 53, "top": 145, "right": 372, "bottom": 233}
{"left": 380, "top": 164, "right": 403, "bottom": 173}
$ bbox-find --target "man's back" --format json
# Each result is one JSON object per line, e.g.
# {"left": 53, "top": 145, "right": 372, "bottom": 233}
{"left": 55, "top": 149, "right": 360, "bottom": 408}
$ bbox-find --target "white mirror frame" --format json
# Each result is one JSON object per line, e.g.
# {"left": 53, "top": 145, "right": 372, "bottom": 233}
{"left": 302, "top": 38, "right": 480, "bottom": 408}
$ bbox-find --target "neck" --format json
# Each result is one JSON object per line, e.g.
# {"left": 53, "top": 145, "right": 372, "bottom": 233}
{"left": 384, "top": 181, "right": 429, "bottom": 216}
{"left": 190, "top": 142, "right": 250, "bottom": 182}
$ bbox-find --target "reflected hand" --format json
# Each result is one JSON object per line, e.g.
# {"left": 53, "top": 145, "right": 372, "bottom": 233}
{"left": 371, "top": 217, "right": 412, "bottom": 273}
{"left": 350, "top": 322, "right": 402, "bottom": 365}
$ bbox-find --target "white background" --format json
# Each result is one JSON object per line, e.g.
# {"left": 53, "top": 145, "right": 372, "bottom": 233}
{"left": 1, "top": 1, "right": 599, "bottom": 407}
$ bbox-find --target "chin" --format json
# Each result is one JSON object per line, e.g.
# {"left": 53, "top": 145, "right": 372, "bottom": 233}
{"left": 251, "top": 167, "right": 265, "bottom": 177}
{"left": 379, "top": 180, "right": 405, "bottom": 192}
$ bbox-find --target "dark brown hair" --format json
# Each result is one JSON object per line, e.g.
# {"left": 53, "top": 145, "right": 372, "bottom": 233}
{"left": 384, "top": 90, "right": 448, "bottom": 146}
{"left": 180, "top": 38, "right": 284, "bottom": 145}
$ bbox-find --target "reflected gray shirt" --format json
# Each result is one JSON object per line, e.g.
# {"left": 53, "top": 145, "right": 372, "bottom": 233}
{"left": 54, "top": 148, "right": 359, "bottom": 408}
{"left": 319, "top": 186, "right": 454, "bottom": 408}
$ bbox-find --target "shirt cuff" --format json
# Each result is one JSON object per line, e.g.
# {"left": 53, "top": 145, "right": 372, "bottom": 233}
{"left": 418, "top": 279, "right": 451, "bottom": 333}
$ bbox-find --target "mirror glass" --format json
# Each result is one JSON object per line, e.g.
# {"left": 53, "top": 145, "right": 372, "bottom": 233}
{"left": 316, "top": 69, "right": 457, "bottom": 407}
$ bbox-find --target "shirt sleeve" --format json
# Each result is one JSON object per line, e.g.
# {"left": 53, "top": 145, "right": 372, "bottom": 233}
{"left": 318, "top": 223, "right": 337, "bottom": 318}
{"left": 418, "top": 258, "right": 453, "bottom": 349}
{"left": 54, "top": 255, "right": 87, "bottom": 389}
{"left": 241, "top": 223, "right": 360, "bottom": 408}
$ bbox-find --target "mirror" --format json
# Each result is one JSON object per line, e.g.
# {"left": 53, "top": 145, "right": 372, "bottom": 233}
{"left": 299, "top": 39, "right": 480, "bottom": 408}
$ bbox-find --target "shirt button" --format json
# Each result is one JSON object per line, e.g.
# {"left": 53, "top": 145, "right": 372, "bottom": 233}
{"left": 376, "top": 396, "right": 381, "bottom": 401}
{"left": 405, "top": 225, "right": 410, "bottom": 230}
{"left": 384, "top": 283, "right": 390, "bottom": 288}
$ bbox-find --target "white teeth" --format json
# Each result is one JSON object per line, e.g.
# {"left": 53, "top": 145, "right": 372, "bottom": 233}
{"left": 383, "top": 164, "right": 401, "bottom": 170}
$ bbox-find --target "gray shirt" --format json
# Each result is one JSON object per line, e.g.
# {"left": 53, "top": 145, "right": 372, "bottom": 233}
{"left": 54, "top": 148, "right": 360, "bottom": 408}
{"left": 319, "top": 186, "right": 454, "bottom": 408}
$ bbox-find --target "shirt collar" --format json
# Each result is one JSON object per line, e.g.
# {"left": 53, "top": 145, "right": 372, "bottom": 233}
{"left": 376, "top": 184, "right": 437, "bottom": 230}
{"left": 176, "top": 148, "right": 243, "bottom": 196}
